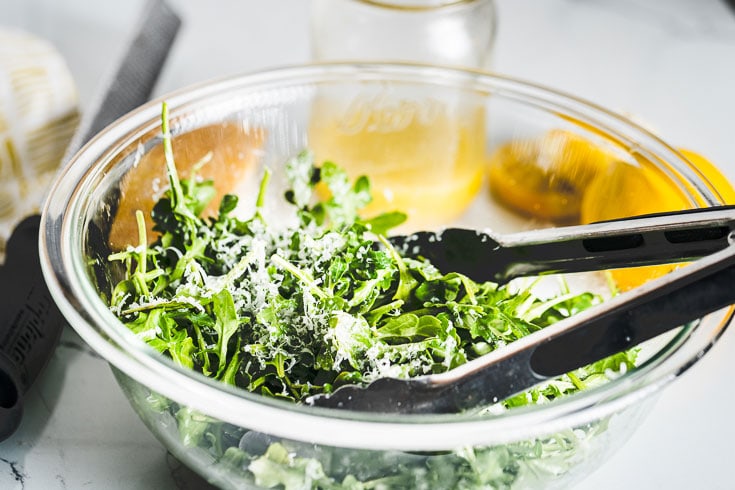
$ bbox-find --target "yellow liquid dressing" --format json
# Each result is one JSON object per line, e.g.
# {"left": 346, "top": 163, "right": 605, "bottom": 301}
{"left": 309, "top": 93, "right": 487, "bottom": 230}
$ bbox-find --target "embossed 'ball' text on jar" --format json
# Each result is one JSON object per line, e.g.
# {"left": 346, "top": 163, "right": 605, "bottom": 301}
{"left": 309, "top": 0, "right": 497, "bottom": 230}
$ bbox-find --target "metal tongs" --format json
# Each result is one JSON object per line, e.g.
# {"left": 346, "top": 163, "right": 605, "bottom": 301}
{"left": 307, "top": 205, "right": 735, "bottom": 414}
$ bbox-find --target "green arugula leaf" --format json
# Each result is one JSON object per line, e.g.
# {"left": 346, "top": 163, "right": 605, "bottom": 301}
{"left": 213, "top": 289, "right": 240, "bottom": 377}
{"left": 359, "top": 211, "right": 407, "bottom": 235}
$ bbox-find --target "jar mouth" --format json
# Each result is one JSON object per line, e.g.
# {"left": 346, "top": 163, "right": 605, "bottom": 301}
{"left": 40, "top": 62, "right": 731, "bottom": 451}
{"left": 353, "top": 0, "right": 479, "bottom": 11}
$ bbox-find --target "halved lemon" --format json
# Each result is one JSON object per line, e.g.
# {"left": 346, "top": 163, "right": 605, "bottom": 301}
{"left": 581, "top": 150, "right": 735, "bottom": 291}
{"left": 488, "top": 128, "right": 735, "bottom": 291}
{"left": 678, "top": 148, "right": 735, "bottom": 204}
{"left": 487, "top": 129, "right": 616, "bottom": 223}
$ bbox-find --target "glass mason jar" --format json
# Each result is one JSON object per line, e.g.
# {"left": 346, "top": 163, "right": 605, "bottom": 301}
{"left": 309, "top": 1, "right": 497, "bottom": 230}
{"left": 310, "top": 0, "right": 498, "bottom": 70}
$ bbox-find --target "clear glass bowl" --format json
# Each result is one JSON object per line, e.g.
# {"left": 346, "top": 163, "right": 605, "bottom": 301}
{"left": 40, "top": 63, "right": 733, "bottom": 489}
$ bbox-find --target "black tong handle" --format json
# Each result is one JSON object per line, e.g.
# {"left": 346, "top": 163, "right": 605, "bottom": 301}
{"left": 445, "top": 241, "right": 735, "bottom": 413}
{"left": 397, "top": 205, "right": 735, "bottom": 284}
{"left": 500, "top": 205, "right": 735, "bottom": 281}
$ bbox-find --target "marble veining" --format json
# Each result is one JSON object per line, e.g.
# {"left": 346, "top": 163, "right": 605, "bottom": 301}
{"left": 0, "top": 457, "right": 27, "bottom": 489}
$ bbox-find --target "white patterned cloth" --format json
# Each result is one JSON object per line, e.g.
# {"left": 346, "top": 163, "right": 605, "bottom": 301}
{"left": 0, "top": 28, "right": 79, "bottom": 260}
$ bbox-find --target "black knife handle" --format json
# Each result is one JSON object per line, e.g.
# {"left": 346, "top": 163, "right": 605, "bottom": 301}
{"left": 0, "top": 355, "right": 22, "bottom": 442}
{"left": 0, "top": 0, "right": 181, "bottom": 442}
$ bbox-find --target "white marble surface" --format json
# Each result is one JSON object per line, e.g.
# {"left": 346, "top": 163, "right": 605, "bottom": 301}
{"left": 1, "top": 0, "right": 735, "bottom": 488}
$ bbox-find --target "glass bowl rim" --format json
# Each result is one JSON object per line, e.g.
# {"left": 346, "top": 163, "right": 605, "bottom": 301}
{"left": 40, "top": 61, "right": 733, "bottom": 451}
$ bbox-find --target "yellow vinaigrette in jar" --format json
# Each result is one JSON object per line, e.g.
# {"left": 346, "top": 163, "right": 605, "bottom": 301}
{"left": 309, "top": 92, "right": 487, "bottom": 230}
